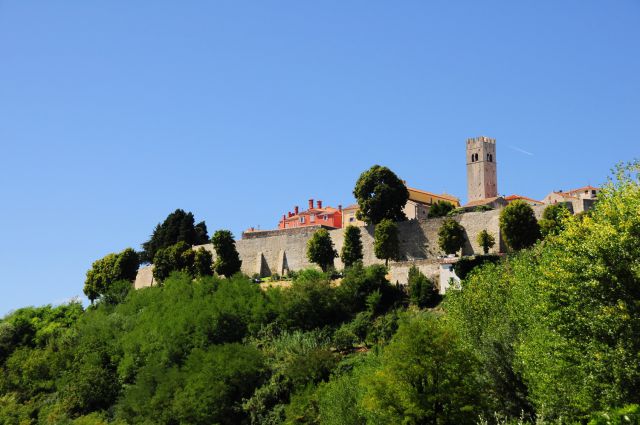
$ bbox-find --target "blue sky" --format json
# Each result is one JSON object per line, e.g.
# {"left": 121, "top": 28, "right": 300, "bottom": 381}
{"left": 1, "top": 1, "right": 639, "bottom": 315}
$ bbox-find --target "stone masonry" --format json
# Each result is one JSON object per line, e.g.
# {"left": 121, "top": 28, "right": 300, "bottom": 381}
{"left": 134, "top": 205, "right": 547, "bottom": 290}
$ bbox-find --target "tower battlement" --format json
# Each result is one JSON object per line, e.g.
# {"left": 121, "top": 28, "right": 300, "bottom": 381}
{"left": 467, "top": 136, "right": 496, "bottom": 145}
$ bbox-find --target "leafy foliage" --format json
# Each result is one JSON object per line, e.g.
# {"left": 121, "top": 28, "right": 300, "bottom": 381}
{"left": 499, "top": 200, "right": 541, "bottom": 250}
{"left": 428, "top": 200, "right": 456, "bottom": 218}
{"left": 340, "top": 225, "right": 363, "bottom": 268}
{"left": 438, "top": 218, "right": 466, "bottom": 255}
{"left": 152, "top": 241, "right": 195, "bottom": 282}
{"left": 373, "top": 219, "right": 399, "bottom": 266}
{"left": 83, "top": 248, "right": 139, "bottom": 303}
{"left": 212, "top": 230, "right": 242, "bottom": 277}
{"left": 453, "top": 255, "right": 500, "bottom": 281}
{"left": 141, "top": 209, "right": 209, "bottom": 263}
{"left": 407, "top": 265, "right": 441, "bottom": 308}
{"left": 476, "top": 229, "right": 496, "bottom": 254}
{"left": 353, "top": 165, "right": 409, "bottom": 225}
{"left": 539, "top": 203, "right": 571, "bottom": 238}
{"left": 306, "top": 229, "right": 338, "bottom": 272}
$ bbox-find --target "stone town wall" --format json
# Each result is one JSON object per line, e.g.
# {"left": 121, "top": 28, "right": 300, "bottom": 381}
{"left": 135, "top": 206, "right": 551, "bottom": 289}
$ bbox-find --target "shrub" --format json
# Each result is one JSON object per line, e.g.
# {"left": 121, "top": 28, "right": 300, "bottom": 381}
{"left": 438, "top": 218, "right": 466, "bottom": 255}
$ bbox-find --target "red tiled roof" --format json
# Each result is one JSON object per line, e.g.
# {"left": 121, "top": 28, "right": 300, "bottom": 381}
{"left": 505, "top": 194, "right": 543, "bottom": 204}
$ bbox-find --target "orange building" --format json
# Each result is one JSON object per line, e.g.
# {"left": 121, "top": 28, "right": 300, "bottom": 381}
{"left": 278, "top": 199, "right": 343, "bottom": 230}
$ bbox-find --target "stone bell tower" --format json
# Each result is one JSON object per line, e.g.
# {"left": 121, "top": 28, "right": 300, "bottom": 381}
{"left": 466, "top": 136, "right": 498, "bottom": 202}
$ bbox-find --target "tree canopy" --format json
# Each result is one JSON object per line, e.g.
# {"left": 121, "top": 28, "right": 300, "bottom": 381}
{"left": 428, "top": 200, "right": 456, "bottom": 218}
{"left": 141, "top": 209, "right": 209, "bottom": 263}
{"left": 499, "top": 200, "right": 541, "bottom": 251}
{"left": 83, "top": 248, "right": 139, "bottom": 303}
{"left": 307, "top": 229, "right": 338, "bottom": 272}
{"left": 212, "top": 230, "right": 242, "bottom": 277}
{"left": 476, "top": 229, "right": 496, "bottom": 254}
{"left": 539, "top": 203, "right": 571, "bottom": 238}
{"left": 374, "top": 219, "right": 399, "bottom": 266}
{"left": 340, "top": 225, "right": 363, "bottom": 268}
{"left": 353, "top": 165, "right": 409, "bottom": 225}
{"left": 438, "top": 218, "right": 466, "bottom": 255}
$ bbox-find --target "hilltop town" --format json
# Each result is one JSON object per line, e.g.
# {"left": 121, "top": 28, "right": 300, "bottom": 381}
{"left": 134, "top": 136, "right": 599, "bottom": 290}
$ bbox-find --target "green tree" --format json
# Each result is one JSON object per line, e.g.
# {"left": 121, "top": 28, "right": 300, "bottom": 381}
{"left": 476, "top": 229, "right": 496, "bottom": 254}
{"left": 340, "top": 225, "right": 363, "bottom": 268}
{"left": 438, "top": 218, "right": 466, "bottom": 255}
{"left": 407, "top": 266, "right": 440, "bottom": 308}
{"left": 539, "top": 203, "right": 570, "bottom": 238}
{"left": 374, "top": 219, "right": 399, "bottom": 266}
{"left": 499, "top": 200, "right": 541, "bottom": 251}
{"left": 428, "top": 200, "right": 455, "bottom": 218}
{"left": 353, "top": 165, "right": 409, "bottom": 225}
{"left": 152, "top": 241, "right": 195, "bottom": 282}
{"left": 361, "top": 313, "right": 483, "bottom": 424}
{"left": 193, "top": 247, "right": 213, "bottom": 278}
{"left": 141, "top": 209, "right": 209, "bottom": 263}
{"left": 83, "top": 248, "right": 139, "bottom": 303}
{"left": 307, "top": 229, "right": 338, "bottom": 272}
{"left": 212, "top": 230, "right": 242, "bottom": 277}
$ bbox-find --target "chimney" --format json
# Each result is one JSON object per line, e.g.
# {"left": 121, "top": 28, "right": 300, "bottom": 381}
{"left": 338, "top": 204, "right": 342, "bottom": 211}
{"left": 294, "top": 206, "right": 299, "bottom": 215}
{"left": 308, "top": 199, "right": 314, "bottom": 209}
{"left": 317, "top": 200, "right": 322, "bottom": 209}
{"left": 282, "top": 214, "right": 286, "bottom": 221}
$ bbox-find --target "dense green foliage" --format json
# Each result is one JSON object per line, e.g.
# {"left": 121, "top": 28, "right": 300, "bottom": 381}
{"left": 373, "top": 219, "right": 399, "bottom": 266}
{"left": 499, "top": 200, "right": 541, "bottom": 250}
{"left": 83, "top": 248, "right": 139, "bottom": 303}
{"left": 428, "top": 200, "right": 456, "bottom": 218}
{"left": 438, "top": 218, "right": 466, "bottom": 255}
{"left": 476, "top": 229, "right": 496, "bottom": 254}
{"left": 306, "top": 229, "right": 338, "bottom": 272}
{"left": 340, "top": 225, "right": 363, "bottom": 268}
{"left": 141, "top": 209, "right": 209, "bottom": 263}
{"left": 212, "top": 230, "right": 242, "bottom": 277}
{"left": 4, "top": 162, "right": 640, "bottom": 424}
{"left": 353, "top": 165, "right": 409, "bottom": 225}
{"left": 453, "top": 254, "right": 500, "bottom": 281}
{"left": 407, "top": 265, "right": 440, "bottom": 308}
{"left": 539, "top": 203, "right": 571, "bottom": 238}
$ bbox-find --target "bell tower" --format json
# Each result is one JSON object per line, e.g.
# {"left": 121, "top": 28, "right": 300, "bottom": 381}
{"left": 466, "top": 136, "right": 497, "bottom": 202}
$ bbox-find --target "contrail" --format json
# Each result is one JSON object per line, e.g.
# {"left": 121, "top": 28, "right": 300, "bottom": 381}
{"left": 508, "top": 145, "right": 534, "bottom": 156}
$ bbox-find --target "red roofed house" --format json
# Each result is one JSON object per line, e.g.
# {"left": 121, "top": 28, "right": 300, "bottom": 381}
{"left": 278, "top": 199, "right": 343, "bottom": 230}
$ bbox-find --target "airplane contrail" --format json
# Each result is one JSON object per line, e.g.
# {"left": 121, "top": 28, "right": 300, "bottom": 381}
{"left": 508, "top": 145, "right": 534, "bottom": 156}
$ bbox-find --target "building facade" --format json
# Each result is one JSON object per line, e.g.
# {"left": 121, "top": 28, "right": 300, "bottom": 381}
{"left": 278, "top": 199, "right": 343, "bottom": 230}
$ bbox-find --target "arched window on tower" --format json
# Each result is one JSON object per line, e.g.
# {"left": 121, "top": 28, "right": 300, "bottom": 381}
{"left": 490, "top": 154, "right": 493, "bottom": 162}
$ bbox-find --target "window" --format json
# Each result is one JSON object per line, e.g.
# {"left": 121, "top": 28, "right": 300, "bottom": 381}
{"left": 300, "top": 216, "right": 305, "bottom": 223}
{"left": 349, "top": 217, "right": 355, "bottom": 222}
{"left": 310, "top": 214, "right": 315, "bottom": 222}
{"left": 592, "top": 190, "right": 596, "bottom": 195}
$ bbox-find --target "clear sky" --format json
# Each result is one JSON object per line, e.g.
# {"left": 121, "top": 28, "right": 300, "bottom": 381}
{"left": 1, "top": 1, "right": 639, "bottom": 315}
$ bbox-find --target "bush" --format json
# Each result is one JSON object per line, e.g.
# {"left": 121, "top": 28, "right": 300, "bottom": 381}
{"left": 428, "top": 200, "right": 455, "bottom": 218}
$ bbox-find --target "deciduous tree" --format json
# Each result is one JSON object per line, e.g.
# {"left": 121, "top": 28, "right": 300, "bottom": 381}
{"left": 374, "top": 219, "right": 399, "bottom": 266}
{"left": 499, "top": 200, "right": 541, "bottom": 251}
{"left": 212, "top": 230, "right": 242, "bottom": 277}
{"left": 353, "top": 165, "right": 409, "bottom": 225}
{"left": 476, "top": 229, "right": 496, "bottom": 254}
{"left": 438, "top": 218, "right": 466, "bottom": 255}
{"left": 84, "top": 248, "right": 139, "bottom": 303}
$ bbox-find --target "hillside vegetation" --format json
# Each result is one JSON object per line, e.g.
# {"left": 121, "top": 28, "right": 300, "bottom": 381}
{"left": 1, "top": 162, "right": 639, "bottom": 424}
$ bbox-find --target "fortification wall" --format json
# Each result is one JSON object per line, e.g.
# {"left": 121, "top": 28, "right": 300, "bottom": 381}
{"left": 135, "top": 207, "right": 540, "bottom": 289}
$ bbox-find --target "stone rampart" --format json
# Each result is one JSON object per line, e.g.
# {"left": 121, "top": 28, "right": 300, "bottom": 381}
{"left": 135, "top": 207, "right": 542, "bottom": 289}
